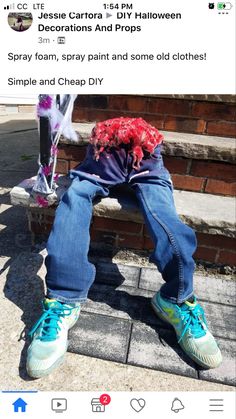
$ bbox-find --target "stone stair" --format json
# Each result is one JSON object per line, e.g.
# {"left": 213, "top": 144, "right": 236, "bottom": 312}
{"left": 72, "top": 94, "right": 236, "bottom": 197}
{"left": 11, "top": 173, "right": 236, "bottom": 268}
{"left": 57, "top": 123, "right": 236, "bottom": 196}
{"left": 10, "top": 121, "right": 236, "bottom": 268}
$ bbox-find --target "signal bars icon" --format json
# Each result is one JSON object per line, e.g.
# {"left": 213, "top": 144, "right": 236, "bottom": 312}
{"left": 4, "top": 3, "right": 14, "bottom": 10}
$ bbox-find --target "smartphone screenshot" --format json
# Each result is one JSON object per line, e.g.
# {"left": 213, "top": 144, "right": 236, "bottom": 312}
{"left": 0, "top": 0, "right": 235, "bottom": 418}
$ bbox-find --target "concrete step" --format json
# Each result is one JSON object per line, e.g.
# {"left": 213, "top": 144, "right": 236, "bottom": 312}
{"left": 10, "top": 176, "right": 236, "bottom": 267}
{"left": 10, "top": 176, "right": 236, "bottom": 238}
{"left": 58, "top": 123, "right": 236, "bottom": 197}
{"left": 61, "top": 122, "right": 236, "bottom": 163}
{"left": 1, "top": 116, "right": 235, "bottom": 196}
{"left": 6, "top": 116, "right": 236, "bottom": 267}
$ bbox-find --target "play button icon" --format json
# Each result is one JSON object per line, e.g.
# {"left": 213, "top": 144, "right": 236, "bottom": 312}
{"left": 51, "top": 398, "right": 67, "bottom": 413}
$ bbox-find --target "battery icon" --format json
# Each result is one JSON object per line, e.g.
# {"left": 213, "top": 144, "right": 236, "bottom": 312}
{"left": 217, "top": 2, "right": 233, "bottom": 9}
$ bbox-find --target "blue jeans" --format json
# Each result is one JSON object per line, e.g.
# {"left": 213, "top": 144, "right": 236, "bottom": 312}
{"left": 45, "top": 145, "right": 197, "bottom": 304}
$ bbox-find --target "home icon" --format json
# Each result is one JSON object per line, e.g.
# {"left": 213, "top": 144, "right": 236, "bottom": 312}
{"left": 91, "top": 398, "right": 105, "bottom": 412}
{"left": 12, "top": 398, "right": 27, "bottom": 413}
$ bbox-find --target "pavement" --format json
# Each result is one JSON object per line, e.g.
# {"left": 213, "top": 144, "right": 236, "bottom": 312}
{"left": 0, "top": 114, "right": 235, "bottom": 391}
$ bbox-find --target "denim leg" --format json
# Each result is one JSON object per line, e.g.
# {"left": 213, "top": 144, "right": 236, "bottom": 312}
{"left": 45, "top": 178, "right": 109, "bottom": 303}
{"left": 132, "top": 179, "right": 197, "bottom": 303}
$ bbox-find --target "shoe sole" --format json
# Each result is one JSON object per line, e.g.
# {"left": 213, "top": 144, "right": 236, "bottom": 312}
{"left": 26, "top": 315, "right": 80, "bottom": 379}
{"left": 151, "top": 297, "right": 222, "bottom": 369}
{"left": 178, "top": 340, "right": 222, "bottom": 369}
{"left": 26, "top": 352, "right": 66, "bottom": 379}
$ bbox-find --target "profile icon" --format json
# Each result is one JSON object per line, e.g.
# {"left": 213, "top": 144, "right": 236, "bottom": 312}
{"left": 8, "top": 13, "right": 33, "bottom": 32}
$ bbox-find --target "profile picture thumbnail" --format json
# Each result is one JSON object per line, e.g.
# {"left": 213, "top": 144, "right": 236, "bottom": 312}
{"left": 8, "top": 13, "right": 33, "bottom": 32}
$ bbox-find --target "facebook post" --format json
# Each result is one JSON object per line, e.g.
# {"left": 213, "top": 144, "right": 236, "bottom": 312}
{"left": 0, "top": 1, "right": 235, "bottom": 418}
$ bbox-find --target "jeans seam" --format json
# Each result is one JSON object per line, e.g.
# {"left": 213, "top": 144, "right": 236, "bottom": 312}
{"left": 47, "top": 292, "right": 87, "bottom": 303}
{"left": 137, "top": 184, "right": 184, "bottom": 302}
{"left": 161, "top": 289, "right": 194, "bottom": 304}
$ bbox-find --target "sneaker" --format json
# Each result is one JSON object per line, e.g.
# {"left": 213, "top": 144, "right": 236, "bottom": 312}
{"left": 26, "top": 298, "right": 81, "bottom": 378}
{"left": 151, "top": 291, "right": 222, "bottom": 369}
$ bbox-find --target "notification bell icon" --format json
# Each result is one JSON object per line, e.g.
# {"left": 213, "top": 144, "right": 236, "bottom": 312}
{"left": 171, "top": 398, "right": 185, "bottom": 413}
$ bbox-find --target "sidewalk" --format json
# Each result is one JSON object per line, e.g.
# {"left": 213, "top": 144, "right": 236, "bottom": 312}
{"left": 0, "top": 115, "right": 235, "bottom": 391}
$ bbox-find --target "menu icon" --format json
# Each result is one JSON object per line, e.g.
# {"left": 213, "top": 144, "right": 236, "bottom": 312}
{"left": 209, "top": 398, "right": 224, "bottom": 412}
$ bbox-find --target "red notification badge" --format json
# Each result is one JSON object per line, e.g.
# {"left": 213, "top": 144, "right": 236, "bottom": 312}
{"left": 99, "top": 394, "right": 111, "bottom": 406}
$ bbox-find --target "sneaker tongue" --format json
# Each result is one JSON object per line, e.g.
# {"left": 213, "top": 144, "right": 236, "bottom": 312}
{"left": 181, "top": 299, "right": 197, "bottom": 311}
{"left": 44, "top": 298, "right": 62, "bottom": 309}
{"left": 185, "top": 300, "right": 197, "bottom": 308}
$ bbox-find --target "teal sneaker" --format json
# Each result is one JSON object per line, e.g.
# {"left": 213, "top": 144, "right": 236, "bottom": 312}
{"left": 26, "top": 299, "right": 81, "bottom": 378}
{"left": 151, "top": 291, "right": 222, "bottom": 369}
